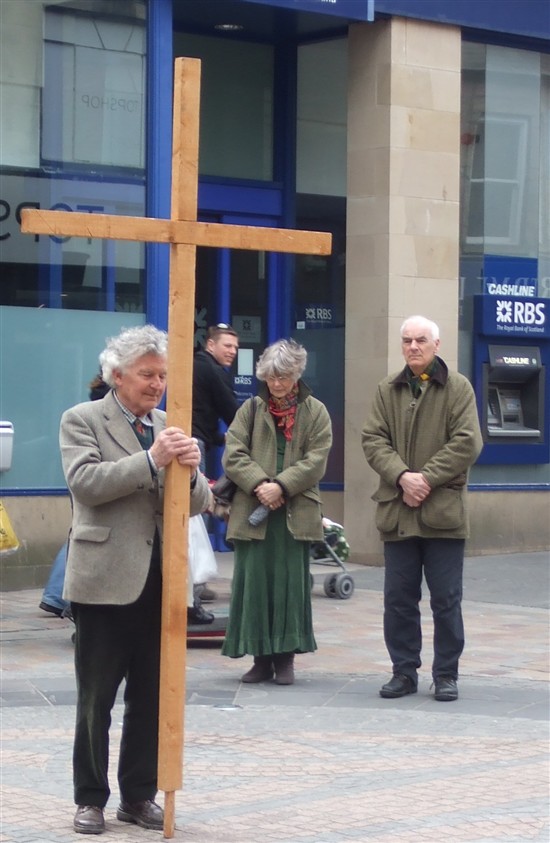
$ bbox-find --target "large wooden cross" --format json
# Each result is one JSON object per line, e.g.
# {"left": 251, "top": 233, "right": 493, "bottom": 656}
{"left": 21, "top": 57, "right": 331, "bottom": 838}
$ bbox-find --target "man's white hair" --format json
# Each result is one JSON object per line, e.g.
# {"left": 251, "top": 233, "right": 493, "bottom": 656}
{"left": 100, "top": 324, "right": 168, "bottom": 387}
{"left": 400, "top": 315, "right": 440, "bottom": 341}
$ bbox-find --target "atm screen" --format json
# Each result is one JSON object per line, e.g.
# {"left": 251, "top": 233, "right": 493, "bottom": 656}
{"left": 502, "top": 395, "right": 521, "bottom": 412}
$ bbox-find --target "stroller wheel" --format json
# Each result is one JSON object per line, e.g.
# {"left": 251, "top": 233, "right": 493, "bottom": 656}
{"left": 334, "top": 573, "right": 354, "bottom": 600}
{"left": 323, "top": 572, "right": 355, "bottom": 599}
{"left": 323, "top": 574, "right": 338, "bottom": 598}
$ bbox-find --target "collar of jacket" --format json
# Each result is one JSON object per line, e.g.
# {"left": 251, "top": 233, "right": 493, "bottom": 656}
{"left": 391, "top": 355, "right": 449, "bottom": 387}
{"left": 195, "top": 348, "right": 225, "bottom": 369}
{"left": 257, "top": 378, "right": 312, "bottom": 403}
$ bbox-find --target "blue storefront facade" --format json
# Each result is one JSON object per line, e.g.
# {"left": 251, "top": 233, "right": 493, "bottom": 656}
{"left": 1, "top": 0, "right": 548, "bottom": 585}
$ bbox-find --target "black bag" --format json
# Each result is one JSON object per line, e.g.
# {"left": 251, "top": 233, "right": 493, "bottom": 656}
{"left": 212, "top": 398, "right": 256, "bottom": 506}
{"left": 211, "top": 473, "right": 237, "bottom": 503}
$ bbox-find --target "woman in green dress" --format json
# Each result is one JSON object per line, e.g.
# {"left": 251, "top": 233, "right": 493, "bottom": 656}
{"left": 221, "top": 339, "right": 332, "bottom": 685}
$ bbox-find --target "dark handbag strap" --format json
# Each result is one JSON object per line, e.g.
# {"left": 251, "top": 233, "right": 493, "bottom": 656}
{"left": 248, "top": 395, "right": 256, "bottom": 439}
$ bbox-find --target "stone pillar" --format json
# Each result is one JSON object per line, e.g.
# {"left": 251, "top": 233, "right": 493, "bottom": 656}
{"left": 345, "top": 17, "right": 462, "bottom": 564}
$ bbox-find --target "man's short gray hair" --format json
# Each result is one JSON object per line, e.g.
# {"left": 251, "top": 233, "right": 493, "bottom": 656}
{"left": 400, "top": 315, "right": 440, "bottom": 341}
{"left": 256, "top": 338, "right": 307, "bottom": 382}
{"left": 100, "top": 325, "right": 168, "bottom": 387}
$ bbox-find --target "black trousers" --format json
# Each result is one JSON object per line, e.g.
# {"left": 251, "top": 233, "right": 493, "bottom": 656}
{"left": 383, "top": 537, "right": 465, "bottom": 684}
{"left": 71, "top": 555, "right": 162, "bottom": 808}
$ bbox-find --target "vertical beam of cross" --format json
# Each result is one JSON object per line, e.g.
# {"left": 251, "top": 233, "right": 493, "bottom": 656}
{"left": 157, "top": 57, "right": 200, "bottom": 837}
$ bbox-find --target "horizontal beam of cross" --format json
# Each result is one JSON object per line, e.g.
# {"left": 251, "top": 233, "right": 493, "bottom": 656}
{"left": 21, "top": 210, "right": 332, "bottom": 255}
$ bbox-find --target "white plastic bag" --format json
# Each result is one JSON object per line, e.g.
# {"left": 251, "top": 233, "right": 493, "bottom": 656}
{"left": 188, "top": 515, "right": 218, "bottom": 584}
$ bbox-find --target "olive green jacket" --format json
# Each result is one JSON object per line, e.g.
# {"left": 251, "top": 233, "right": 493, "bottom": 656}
{"left": 223, "top": 381, "right": 332, "bottom": 541}
{"left": 362, "top": 357, "right": 482, "bottom": 540}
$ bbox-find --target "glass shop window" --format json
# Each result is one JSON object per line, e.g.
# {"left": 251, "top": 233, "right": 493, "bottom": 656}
{"left": 0, "top": 1, "right": 146, "bottom": 312}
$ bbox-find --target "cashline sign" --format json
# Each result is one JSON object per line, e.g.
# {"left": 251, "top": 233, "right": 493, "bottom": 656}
{"left": 480, "top": 296, "right": 550, "bottom": 340}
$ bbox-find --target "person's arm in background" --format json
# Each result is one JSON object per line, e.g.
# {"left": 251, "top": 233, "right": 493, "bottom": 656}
{"left": 211, "top": 367, "right": 239, "bottom": 428}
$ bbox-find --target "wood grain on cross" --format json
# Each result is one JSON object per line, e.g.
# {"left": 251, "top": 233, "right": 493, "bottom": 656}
{"left": 21, "top": 57, "right": 332, "bottom": 838}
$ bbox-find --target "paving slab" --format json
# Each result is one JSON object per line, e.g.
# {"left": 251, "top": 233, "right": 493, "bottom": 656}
{"left": 1, "top": 551, "right": 549, "bottom": 843}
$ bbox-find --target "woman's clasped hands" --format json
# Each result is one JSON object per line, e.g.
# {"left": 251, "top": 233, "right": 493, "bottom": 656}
{"left": 254, "top": 480, "right": 285, "bottom": 511}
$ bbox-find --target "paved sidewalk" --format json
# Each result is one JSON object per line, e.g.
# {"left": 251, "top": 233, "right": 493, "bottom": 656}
{"left": 1, "top": 552, "right": 549, "bottom": 843}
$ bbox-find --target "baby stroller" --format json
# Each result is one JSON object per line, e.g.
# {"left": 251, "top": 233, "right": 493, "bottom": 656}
{"left": 310, "top": 517, "right": 354, "bottom": 599}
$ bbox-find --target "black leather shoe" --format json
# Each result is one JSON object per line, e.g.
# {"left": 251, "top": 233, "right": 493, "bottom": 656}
{"left": 117, "top": 799, "right": 164, "bottom": 830}
{"left": 434, "top": 676, "right": 458, "bottom": 701}
{"left": 379, "top": 673, "right": 417, "bottom": 698}
{"left": 187, "top": 603, "right": 215, "bottom": 625}
{"left": 74, "top": 805, "right": 105, "bottom": 834}
{"left": 39, "top": 601, "right": 63, "bottom": 617}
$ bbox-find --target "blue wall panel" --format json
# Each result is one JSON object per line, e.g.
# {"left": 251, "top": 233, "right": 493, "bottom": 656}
{"left": 373, "top": 0, "right": 550, "bottom": 41}
{"left": 244, "top": 0, "right": 549, "bottom": 41}
{"left": 242, "top": 0, "right": 373, "bottom": 21}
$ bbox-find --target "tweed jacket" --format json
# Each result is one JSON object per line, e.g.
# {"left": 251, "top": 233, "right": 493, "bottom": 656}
{"left": 362, "top": 357, "right": 483, "bottom": 540}
{"left": 60, "top": 391, "right": 211, "bottom": 605}
{"left": 223, "top": 381, "right": 332, "bottom": 541}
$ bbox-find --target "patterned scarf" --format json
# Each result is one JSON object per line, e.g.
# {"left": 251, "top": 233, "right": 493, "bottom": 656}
{"left": 406, "top": 357, "right": 438, "bottom": 398}
{"left": 268, "top": 383, "right": 299, "bottom": 441}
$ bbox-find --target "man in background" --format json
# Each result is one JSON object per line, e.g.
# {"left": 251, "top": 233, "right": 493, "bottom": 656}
{"left": 192, "top": 323, "right": 239, "bottom": 602}
{"left": 193, "top": 323, "right": 239, "bottom": 470}
{"left": 362, "top": 315, "right": 482, "bottom": 703}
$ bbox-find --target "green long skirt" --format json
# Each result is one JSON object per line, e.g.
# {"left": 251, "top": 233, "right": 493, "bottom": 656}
{"left": 221, "top": 506, "right": 317, "bottom": 658}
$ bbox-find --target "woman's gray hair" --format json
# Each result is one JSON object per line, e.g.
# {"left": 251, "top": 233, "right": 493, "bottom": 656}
{"left": 100, "top": 324, "right": 168, "bottom": 387}
{"left": 256, "top": 338, "right": 307, "bottom": 382}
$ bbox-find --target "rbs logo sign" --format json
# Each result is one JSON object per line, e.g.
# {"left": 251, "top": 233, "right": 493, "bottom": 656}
{"left": 485, "top": 296, "right": 549, "bottom": 338}
{"left": 496, "top": 300, "right": 545, "bottom": 326}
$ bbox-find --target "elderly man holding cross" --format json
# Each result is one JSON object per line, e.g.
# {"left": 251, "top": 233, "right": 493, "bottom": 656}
{"left": 61, "top": 325, "right": 211, "bottom": 834}
{"left": 21, "top": 57, "right": 331, "bottom": 837}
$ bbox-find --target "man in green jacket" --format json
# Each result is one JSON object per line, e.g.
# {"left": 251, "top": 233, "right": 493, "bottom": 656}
{"left": 362, "top": 315, "right": 482, "bottom": 702}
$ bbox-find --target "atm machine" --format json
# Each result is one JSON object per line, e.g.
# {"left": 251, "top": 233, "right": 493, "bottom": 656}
{"left": 485, "top": 346, "right": 543, "bottom": 439}
{"left": 473, "top": 295, "right": 549, "bottom": 465}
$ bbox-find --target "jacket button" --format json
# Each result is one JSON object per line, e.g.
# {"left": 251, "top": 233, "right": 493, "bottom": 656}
{"left": 146, "top": 538, "right": 153, "bottom": 546}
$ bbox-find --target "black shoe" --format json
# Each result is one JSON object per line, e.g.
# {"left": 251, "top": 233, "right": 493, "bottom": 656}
{"left": 39, "top": 601, "right": 63, "bottom": 618}
{"left": 380, "top": 673, "right": 417, "bottom": 698}
{"left": 187, "top": 602, "right": 215, "bottom": 625}
{"left": 433, "top": 676, "right": 458, "bottom": 701}
{"left": 117, "top": 799, "right": 163, "bottom": 830}
{"left": 74, "top": 805, "right": 105, "bottom": 834}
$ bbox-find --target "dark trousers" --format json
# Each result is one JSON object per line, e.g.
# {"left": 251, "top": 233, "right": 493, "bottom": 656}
{"left": 71, "top": 557, "right": 162, "bottom": 807}
{"left": 383, "top": 538, "right": 465, "bottom": 684}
